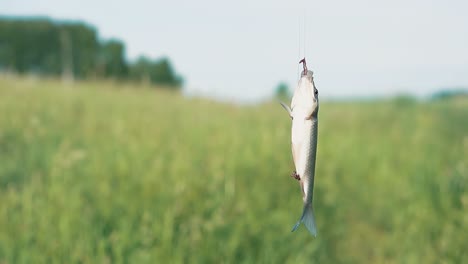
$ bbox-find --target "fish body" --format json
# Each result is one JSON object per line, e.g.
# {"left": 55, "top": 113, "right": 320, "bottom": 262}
{"left": 281, "top": 59, "right": 319, "bottom": 236}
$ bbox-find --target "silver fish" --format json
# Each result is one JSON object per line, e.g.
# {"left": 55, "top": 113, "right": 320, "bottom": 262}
{"left": 281, "top": 58, "right": 319, "bottom": 236}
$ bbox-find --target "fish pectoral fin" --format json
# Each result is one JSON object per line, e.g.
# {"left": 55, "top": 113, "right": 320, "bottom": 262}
{"left": 279, "top": 101, "right": 293, "bottom": 119}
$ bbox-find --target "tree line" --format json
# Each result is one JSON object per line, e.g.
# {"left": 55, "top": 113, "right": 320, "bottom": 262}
{"left": 0, "top": 17, "right": 182, "bottom": 88}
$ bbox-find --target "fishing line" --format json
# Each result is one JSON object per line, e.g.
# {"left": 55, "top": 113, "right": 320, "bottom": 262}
{"left": 297, "top": 16, "right": 302, "bottom": 80}
{"left": 297, "top": 0, "right": 308, "bottom": 80}
{"left": 303, "top": 4, "right": 307, "bottom": 60}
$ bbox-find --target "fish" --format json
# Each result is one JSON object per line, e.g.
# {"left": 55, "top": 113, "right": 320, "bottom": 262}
{"left": 281, "top": 58, "right": 319, "bottom": 236}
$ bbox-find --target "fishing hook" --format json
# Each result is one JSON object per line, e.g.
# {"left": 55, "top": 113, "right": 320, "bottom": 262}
{"left": 299, "top": 58, "right": 307, "bottom": 76}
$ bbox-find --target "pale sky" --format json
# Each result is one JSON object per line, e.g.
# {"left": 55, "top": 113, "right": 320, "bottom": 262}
{"left": 2, "top": 0, "right": 468, "bottom": 102}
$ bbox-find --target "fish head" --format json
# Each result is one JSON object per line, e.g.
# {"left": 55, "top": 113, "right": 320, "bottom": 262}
{"left": 303, "top": 70, "right": 319, "bottom": 105}
{"left": 292, "top": 70, "right": 319, "bottom": 118}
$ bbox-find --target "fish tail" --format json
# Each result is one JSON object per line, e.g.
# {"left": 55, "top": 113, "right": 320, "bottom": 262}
{"left": 291, "top": 203, "right": 317, "bottom": 236}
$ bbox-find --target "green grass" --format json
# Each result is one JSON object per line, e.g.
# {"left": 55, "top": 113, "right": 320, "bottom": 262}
{"left": 0, "top": 77, "right": 467, "bottom": 263}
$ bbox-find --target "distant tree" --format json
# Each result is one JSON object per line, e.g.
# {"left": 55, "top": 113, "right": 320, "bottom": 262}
{"left": 151, "top": 58, "right": 183, "bottom": 87}
{"left": 61, "top": 22, "right": 98, "bottom": 78}
{"left": 129, "top": 56, "right": 182, "bottom": 89}
{"left": 431, "top": 88, "right": 468, "bottom": 101}
{"left": 129, "top": 56, "right": 152, "bottom": 84}
{"left": 0, "top": 18, "right": 61, "bottom": 74}
{"left": 0, "top": 18, "right": 99, "bottom": 78}
{"left": 96, "top": 39, "right": 128, "bottom": 78}
{"left": 275, "top": 82, "right": 291, "bottom": 100}
{"left": 391, "top": 94, "right": 417, "bottom": 107}
{"left": 0, "top": 17, "right": 184, "bottom": 89}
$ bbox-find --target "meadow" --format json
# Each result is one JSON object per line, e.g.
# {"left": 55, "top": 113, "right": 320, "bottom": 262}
{"left": 0, "top": 77, "right": 467, "bottom": 263}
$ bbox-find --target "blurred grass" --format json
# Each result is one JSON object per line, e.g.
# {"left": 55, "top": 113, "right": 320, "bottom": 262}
{"left": 0, "top": 77, "right": 467, "bottom": 263}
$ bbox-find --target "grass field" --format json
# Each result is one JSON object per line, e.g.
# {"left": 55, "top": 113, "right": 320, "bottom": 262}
{"left": 0, "top": 77, "right": 467, "bottom": 263}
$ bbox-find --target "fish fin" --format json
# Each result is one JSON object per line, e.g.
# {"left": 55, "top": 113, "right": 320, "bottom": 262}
{"left": 291, "top": 204, "right": 317, "bottom": 237}
{"left": 279, "top": 101, "right": 293, "bottom": 119}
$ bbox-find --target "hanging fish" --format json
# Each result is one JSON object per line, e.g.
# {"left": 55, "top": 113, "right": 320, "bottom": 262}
{"left": 280, "top": 58, "right": 319, "bottom": 236}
